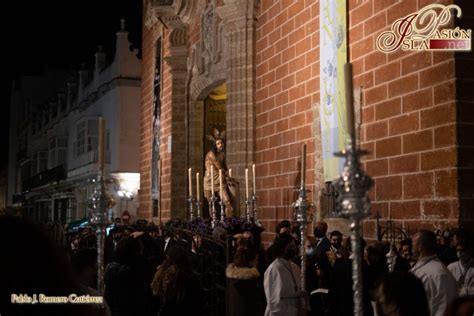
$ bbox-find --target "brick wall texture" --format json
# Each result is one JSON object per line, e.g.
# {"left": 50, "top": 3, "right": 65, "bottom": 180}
{"left": 139, "top": 15, "right": 154, "bottom": 221}
{"left": 139, "top": 20, "right": 173, "bottom": 222}
{"left": 255, "top": 0, "right": 472, "bottom": 242}
{"left": 140, "top": 0, "right": 473, "bottom": 238}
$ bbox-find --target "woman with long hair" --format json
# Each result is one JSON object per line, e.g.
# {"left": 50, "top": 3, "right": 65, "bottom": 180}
{"left": 226, "top": 238, "right": 265, "bottom": 316}
{"left": 151, "top": 246, "right": 203, "bottom": 316}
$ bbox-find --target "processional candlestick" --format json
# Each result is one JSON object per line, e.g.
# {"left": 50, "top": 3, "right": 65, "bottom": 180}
{"left": 87, "top": 117, "right": 115, "bottom": 295}
{"left": 195, "top": 172, "right": 201, "bottom": 218}
{"left": 219, "top": 169, "right": 225, "bottom": 221}
{"left": 188, "top": 168, "right": 195, "bottom": 221}
{"left": 245, "top": 168, "right": 251, "bottom": 222}
{"left": 210, "top": 166, "right": 217, "bottom": 228}
{"left": 251, "top": 164, "right": 260, "bottom": 225}
{"left": 295, "top": 143, "right": 309, "bottom": 291}
{"left": 332, "top": 63, "right": 373, "bottom": 316}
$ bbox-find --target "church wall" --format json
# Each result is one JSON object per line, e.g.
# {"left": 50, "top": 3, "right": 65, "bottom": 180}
{"left": 256, "top": 0, "right": 462, "bottom": 241}
{"left": 355, "top": 0, "right": 460, "bottom": 236}
{"left": 255, "top": 0, "right": 320, "bottom": 243}
{"left": 139, "top": 19, "right": 152, "bottom": 220}
{"left": 139, "top": 13, "right": 159, "bottom": 220}
{"left": 138, "top": 0, "right": 469, "bottom": 235}
{"left": 142, "top": 23, "right": 177, "bottom": 222}
{"left": 140, "top": 1, "right": 205, "bottom": 223}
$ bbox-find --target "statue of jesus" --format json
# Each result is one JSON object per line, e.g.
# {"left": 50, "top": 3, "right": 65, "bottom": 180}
{"left": 204, "top": 129, "right": 234, "bottom": 217}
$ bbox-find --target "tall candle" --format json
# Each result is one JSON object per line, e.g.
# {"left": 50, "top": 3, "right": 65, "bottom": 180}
{"left": 188, "top": 168, "right": 193, "bottom": 197}
{"left": 98, "top": 117, "right": 105, "bottom": 172}
{"left": 344, "top": 63, "right": 355, "bottom": 136}
{"left": 196, "top": 172, "right": 200, "bottom": 201}
{"left": 252, "top": 164, "right": 256, "bottom": 195}
{"left": 301, "top": 144, "right": 306, "bottom": 187}
{"left": 228, "top": 168, "right": 232, "bottom": 178}
{"left": 219, "top": 169, "right": 223, "bottom": 200}
{"left": 211, "top": 166, "right": 214, "bottom": 193}
{"left": 245, "top": 168, "right": 249, "bottom": 199}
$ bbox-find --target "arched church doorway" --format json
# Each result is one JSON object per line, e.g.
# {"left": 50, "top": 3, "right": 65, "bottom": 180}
{"left": 202, "top": 83, "right": 227, "bottom": 218}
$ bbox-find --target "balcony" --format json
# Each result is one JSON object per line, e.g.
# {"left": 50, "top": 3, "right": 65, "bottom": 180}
{"left": 22, "top": 164, "right": 67, "bottom": 191}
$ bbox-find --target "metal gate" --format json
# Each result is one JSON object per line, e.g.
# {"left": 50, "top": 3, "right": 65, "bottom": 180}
{"left": 161, "top": 225, "right": 232, "bottom": 316}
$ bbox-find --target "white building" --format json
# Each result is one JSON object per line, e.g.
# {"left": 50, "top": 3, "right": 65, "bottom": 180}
{"left": 7, "top": 21, "right": 141, "bottom": 224}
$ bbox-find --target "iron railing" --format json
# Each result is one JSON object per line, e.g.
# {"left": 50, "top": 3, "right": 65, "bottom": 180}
{"left": 22, "top": 164, "right": 67, "bottom": 191}
{"left": 320, "top": 182, "right": 338, "bottom": 217}
{"left": 161, "top": 225, "right": 232, "bottom": 316}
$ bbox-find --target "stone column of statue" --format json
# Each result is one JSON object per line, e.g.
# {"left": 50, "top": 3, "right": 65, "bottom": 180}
{"left": 204, "top": 129, "right": 234, "bottom": 217}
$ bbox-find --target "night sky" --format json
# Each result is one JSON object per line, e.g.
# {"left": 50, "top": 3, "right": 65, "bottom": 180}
{"left": 1, "top": 0, "right": 143, "bottom": 168}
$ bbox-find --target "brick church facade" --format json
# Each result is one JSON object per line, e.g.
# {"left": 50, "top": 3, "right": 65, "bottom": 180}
{"left": 139, "top": 0, "right": 473, "bottom": 242}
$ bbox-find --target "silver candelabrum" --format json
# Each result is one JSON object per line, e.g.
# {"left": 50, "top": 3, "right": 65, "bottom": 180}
{"left": 252, "top": 194, "right": 261, "bottom": 225}
{"left": 332, "top": 135, "right": 373, "bottom": 316}
{"left": 195, "top": 199, "right": 201, "bottom": 218}
{"left": 188, "top": 196, "right": 195, "bottom": 221}
{"left": 87, "top": 170, "right": 115, "bottom": 295}
{"left": 295, "top": 184, "right": 310, "bottom": 291}
{"left": 245, "top": 198, "right": 251, "bottom": 222}
{"left": 219, "top": 199, "right": 225, "bottom": 222}
{"left": 209, "top": 192, "right": 218, "bottom": 228}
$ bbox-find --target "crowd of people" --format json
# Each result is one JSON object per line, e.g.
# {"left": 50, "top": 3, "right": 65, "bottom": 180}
{"left": 225, "top": 220, "right": 473, "bottom": 316}
{"left": 251, "top": 221, "right": 473, "bottom": 316}
{"left": 1, "top": 214, "right": 473, "bottom": 316}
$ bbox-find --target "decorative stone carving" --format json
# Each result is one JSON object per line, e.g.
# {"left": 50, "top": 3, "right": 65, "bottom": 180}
{"left": 188, "top": 44, "right": 205, "bottom": 77}
{"left": 144, "top": 1, "right": 159, "bottom": 29}
{"left": 162, "top": 15, "right": 185, "bottom": 30}
{"left": 174, "top": 0, "right": 197, "bottom": 25}
{"left": 170, "top": 28, "right": 186, "bottom": 47}
{"left": 145, "top": 0, "right": 198, "bottom": 30}
{"left": 198, "top": 0, "right": 223, "bottom": 76}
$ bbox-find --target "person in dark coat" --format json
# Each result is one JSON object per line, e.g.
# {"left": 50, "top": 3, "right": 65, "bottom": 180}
{"left": 366, "top": 242, "right": 389, "bottom": 302}
{"left": 240, "top": 223, "right": 266, "bottom": 278}
{"left": 226, "top": 238, "right": 265, "bottom": 316}
{"left": 266, "top": 220, "right": 292, "bottom": 266}
{"left": 327, "top": 237, "right": 374, "bottom": 316}
{"left": 305, "top": 236, "right": 332, "bottom": 316}
{"left": 151, "top": 246, "right": 204, "bottom": 316}
{"left": 375, "top": 271, "right": 430, "bottom": 316}
{"left": 394, "top": 238, "right": 413, "bottom": 272}
{"left": 104, "top": 236, "right": 154, "bottom": 316}
{"left": 314, "top": 222, "right": 331, "bottom": 256}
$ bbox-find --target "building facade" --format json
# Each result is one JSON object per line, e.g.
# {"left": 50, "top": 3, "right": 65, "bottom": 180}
{"left": 8, "top": 23, "right": 142, "bottom": 225}
{"left": 139, "top": 0, "right": 473, "bottom": 242}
